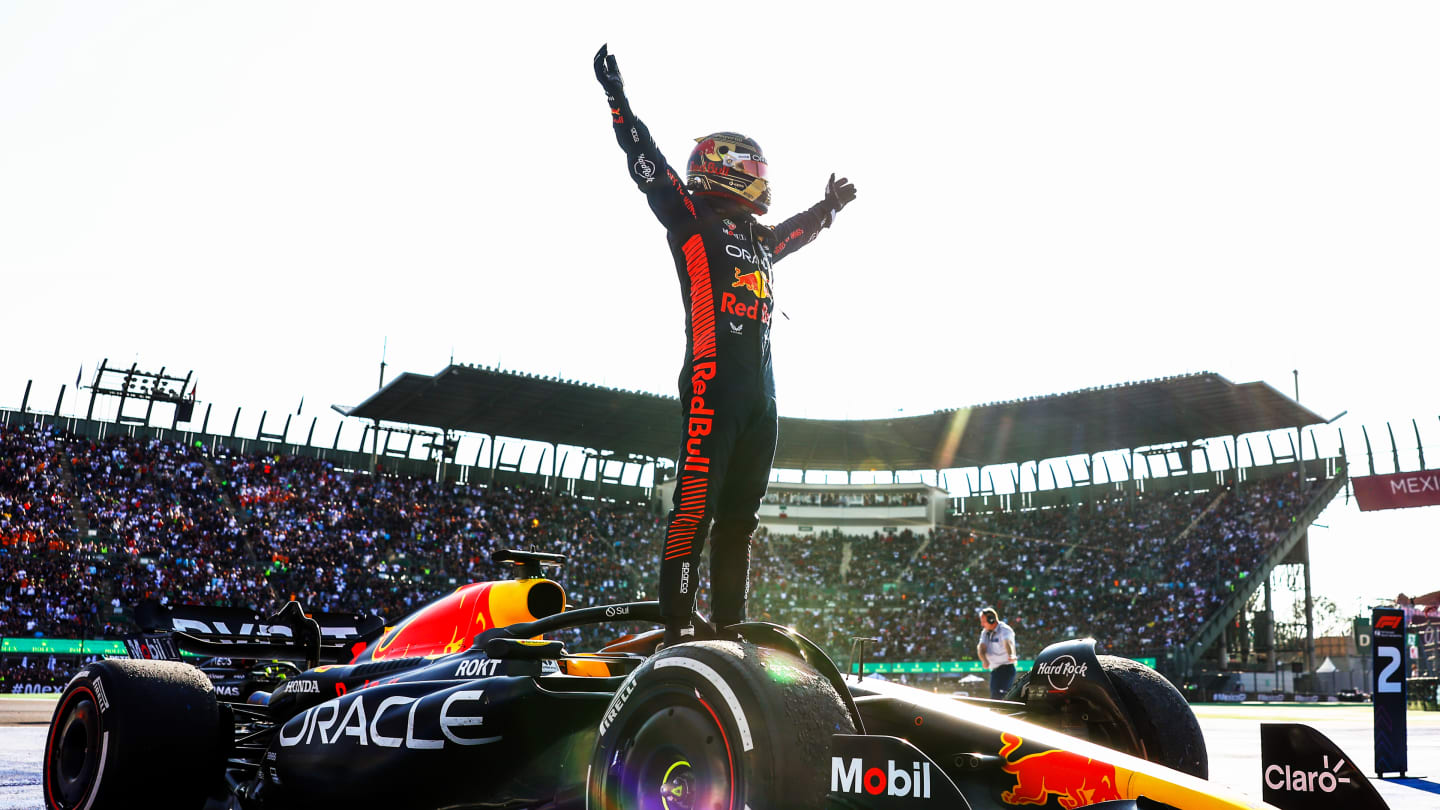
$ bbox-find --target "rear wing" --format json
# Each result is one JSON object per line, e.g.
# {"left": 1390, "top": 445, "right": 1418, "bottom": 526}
{"left": 120, "top": 632, "right": 183, "bottom": 661}
{"left": 134, "top": 600, "right": 386, "bottom": 669}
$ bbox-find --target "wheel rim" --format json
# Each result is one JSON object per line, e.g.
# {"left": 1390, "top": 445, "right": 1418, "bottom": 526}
{"left": 50, "top": 694, "right": 101, "bottom": 807}
{"left": 659, "top": 759, "right": 694, "bottom": 810}
{"left": 608, "top": 690, "right": 734, "bottom": 810}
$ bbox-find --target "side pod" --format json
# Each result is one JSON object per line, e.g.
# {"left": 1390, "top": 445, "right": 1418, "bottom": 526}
{"left": 1259, "top": 723, "right": 1390, "bottom": 810}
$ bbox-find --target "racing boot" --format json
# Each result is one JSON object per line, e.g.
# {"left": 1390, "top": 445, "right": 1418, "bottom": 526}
{"left": 659, "top": 622, "right": 695, "bottom": 650}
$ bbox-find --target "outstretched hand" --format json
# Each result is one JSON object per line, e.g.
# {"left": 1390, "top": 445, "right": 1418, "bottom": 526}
{"left": 593, "top": 44, "right": 624, "bottom": 99}
{"left": 824, "top": 173, "right": 857, "bottom": 217}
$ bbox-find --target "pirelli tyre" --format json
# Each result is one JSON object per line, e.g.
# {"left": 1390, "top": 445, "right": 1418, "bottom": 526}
{"left": 43, "top": 659, "right": 223, "bottom": 810}
{"left": 1098, "top": 655, "right": 1208, "bottom": 779}
{"left": 589, "top": 640, "right": 855, "bottom": 810}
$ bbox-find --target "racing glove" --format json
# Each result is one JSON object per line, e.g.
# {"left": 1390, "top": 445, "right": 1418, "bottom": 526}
{"left": 821, "top": 173, "right": 857, "bottom": 227}
{"left": 593, "top": 44, "right": 630, "bottom": 121}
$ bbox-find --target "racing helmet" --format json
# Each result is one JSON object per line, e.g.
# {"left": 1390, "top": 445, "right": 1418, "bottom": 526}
{"left": 686, "top": 132, "right": 770, "bottom": 215}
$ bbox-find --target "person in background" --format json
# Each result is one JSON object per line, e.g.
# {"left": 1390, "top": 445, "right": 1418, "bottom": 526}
{"left": 977, "top": 607, "right": 1018, "bottom": 699}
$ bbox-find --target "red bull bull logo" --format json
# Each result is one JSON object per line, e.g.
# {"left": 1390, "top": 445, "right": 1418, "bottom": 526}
{"left": 998, "top": 733, "right": 1122, "bottom": 808}
{"left": 732, "top": 268, "right": 769, "bottom": 299}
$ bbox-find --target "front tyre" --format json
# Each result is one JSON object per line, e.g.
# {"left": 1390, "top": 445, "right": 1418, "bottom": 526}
{"left": 589, "top": 640, "right": 855, "bottom": 810}
{"left": 43, "top": 659, "right": 222, "bottom": 810}
{"left": 1099, "top": 655, "right": 1208, "bottom": 779}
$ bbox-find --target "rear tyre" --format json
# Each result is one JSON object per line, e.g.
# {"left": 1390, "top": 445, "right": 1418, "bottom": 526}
{"left": 43, "top": 659, "right": 222, "bottom": 810}
{"left": 589, "top": 640, "right": 855, "bottom": 810}
{"left": 1099, "top": 655, "right": 1208, "bottom": 778}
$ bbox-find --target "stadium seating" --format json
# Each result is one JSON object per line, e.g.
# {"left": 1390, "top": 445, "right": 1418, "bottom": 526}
{"left": 1, "top": 423, "right": 1320, "bottom": 667}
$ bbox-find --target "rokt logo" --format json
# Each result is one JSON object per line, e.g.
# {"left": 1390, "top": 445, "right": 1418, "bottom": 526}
{"left": 454, "top": 658, "right": 502, "bottom": 679}
{"left": 830, "top": 758, "right": 932, "bottom": 798}
{"left": 1265, "top": 755, "right": 1353, "bottom": 794}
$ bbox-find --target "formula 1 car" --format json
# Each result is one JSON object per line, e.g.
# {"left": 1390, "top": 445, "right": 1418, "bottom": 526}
{"left": 194, "top": 657, "right": 303, "bottom": 702}
{"left": 42, "top": 550, "right": 1385, "bottom": 810}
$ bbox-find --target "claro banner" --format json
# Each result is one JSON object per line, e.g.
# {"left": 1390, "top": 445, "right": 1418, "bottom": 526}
{"left": 1352, "top": 469, "right": 1440, "bottom": 512}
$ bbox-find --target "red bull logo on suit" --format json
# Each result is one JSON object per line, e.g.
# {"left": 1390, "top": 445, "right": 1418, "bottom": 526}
{"left": 731, "top": 268, "right": 769, "bottom": 299}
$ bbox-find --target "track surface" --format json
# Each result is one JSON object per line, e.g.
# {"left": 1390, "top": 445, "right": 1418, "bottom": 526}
{"left": 3, "top": 697, "right": 1437, "bottom": 809}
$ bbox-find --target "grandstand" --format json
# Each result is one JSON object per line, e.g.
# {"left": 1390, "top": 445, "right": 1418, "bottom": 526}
{"left": 2, "top": 367, "right": 1348, "bottom": 693}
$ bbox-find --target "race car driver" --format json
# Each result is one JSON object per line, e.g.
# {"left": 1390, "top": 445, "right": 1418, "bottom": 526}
{"left": 594, "top": 45, "right": 856, "bottom": 647}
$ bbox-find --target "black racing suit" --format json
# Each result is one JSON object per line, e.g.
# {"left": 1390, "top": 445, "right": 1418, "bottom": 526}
{"left": 605, "top": 92, "right": 839, "bottom": 630}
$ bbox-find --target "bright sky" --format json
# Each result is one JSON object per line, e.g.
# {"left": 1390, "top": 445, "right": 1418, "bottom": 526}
{"left": 2, "top": 2, "right": 1436, "bottom": 621}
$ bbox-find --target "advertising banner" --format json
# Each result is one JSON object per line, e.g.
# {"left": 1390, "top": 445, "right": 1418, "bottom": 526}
{"left": 1353, "top": 470, "right": 1440, "bottom": 511}
{"left": 6, "top": 683, "right": 64, "bottom": 694}
{"left": 1352, "top": 618, "right": 1371, "bottom": 656}
{"left": 0, "top": 638, "right": 196, "bottom": 657}
{"left": 0, "top": 638, "right": 126, "bottom": 655}
{"left": 1371, "top": 607, "right": 1407, "bottom": 775}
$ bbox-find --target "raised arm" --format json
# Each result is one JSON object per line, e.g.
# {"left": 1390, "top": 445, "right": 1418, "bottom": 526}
{"left": 594, "top": 45, "right": 696, "bottom": 228}
{"left": 769, "top": 174, "right": 857, "bottom": 262}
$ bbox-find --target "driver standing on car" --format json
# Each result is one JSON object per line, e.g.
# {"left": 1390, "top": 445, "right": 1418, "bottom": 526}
{"left": 594, "top": 45, "right": 856, "bottom": 647}
{"left": 977, "top": 608, "right": 1018, "bottom": 699}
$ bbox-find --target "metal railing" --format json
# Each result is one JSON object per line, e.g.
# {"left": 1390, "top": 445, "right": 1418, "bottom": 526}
{"left": 1174, "top": 472, "right": 1347, "bottom": 678}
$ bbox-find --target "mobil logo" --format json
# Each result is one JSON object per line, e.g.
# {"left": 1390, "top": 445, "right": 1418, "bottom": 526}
{"left": 998, "top": 732, "right": 1121, "bottom": 807}
{"left": 830, "top": 758, "right": 931, "bottom": 799}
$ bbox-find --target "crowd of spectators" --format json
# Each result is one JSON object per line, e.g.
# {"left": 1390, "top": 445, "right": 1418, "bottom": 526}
{"left": 1, "top": 424, "right": 86, "bottom": 637}
{"left": 72, "top": 435, "right": 259, "bottom": 618}
{"left": 1, "top": 421, "right": 1321, "bottom": 669}
{"left": 0, "top": 656, "right": 74, "bottom": 692}
{"left": 215, "top": 453, "right": 662, "bottom": 649}
{"left": 728, "top": 477, "right": 1311, "bottom": 662}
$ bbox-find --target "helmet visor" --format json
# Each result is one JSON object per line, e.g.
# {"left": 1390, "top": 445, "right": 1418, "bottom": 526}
{"left": 728, "top": 155, "right": 767, "bottom": 179}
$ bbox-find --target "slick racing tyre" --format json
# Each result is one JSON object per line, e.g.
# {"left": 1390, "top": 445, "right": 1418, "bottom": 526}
{"left": 589, "top": 640, "right": 855, "bottom": 810}
{"left": 43, "top": 659, "right": 223, "bottom": 810}
{"left": 1098, "top": 655, "right": 1208, "bottom": 779}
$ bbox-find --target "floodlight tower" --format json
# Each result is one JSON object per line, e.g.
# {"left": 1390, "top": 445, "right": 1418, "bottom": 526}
{"left": 83, "top": 359, "right": 196, "bottom": 429}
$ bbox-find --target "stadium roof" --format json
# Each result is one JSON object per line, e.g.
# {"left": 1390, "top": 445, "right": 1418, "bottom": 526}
{"left": 347, "top": 366, "right": 1324, "bottom": 471}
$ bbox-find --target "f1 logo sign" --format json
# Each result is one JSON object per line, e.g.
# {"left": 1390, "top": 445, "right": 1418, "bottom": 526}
{"left": 1371, "top": 607, "right": 1407, "bottom": 776}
